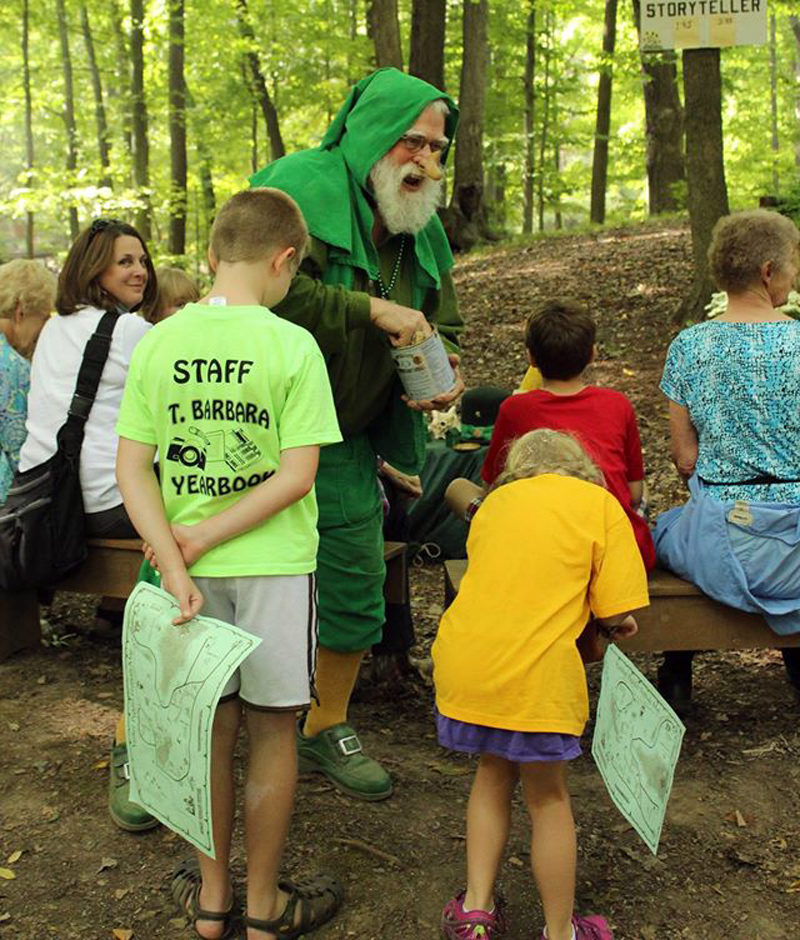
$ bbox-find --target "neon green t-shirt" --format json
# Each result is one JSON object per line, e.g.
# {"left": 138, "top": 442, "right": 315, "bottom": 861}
{"left": 116, "top": 303, "right": 342, "bottom": 576}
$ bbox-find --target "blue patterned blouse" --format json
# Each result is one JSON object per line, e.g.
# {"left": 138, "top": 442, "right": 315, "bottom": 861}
{"left": 0, "top": 333, "right": 31, "bottom": 503}
{"left": 661, "top": 320, "right": 800, "bottom": 503}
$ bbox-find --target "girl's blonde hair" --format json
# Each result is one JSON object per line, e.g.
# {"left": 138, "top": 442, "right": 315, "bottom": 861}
{"left": 493, "top": 429, "right": 604, "bottom": 489}
{"left": 143, "top": 266, "right": 200, "bottom": 323}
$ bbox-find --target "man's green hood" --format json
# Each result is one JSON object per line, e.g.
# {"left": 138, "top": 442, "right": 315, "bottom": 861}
{"left": 321, "top": 67, "right": 459, "bottom": 188}
{"left": 250, "top": 68, "right": 459, "bottom": 301}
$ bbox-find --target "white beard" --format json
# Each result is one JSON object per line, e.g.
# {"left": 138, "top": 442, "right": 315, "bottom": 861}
{"left": 369, "top": 154, "right": 444, "bottom": 235}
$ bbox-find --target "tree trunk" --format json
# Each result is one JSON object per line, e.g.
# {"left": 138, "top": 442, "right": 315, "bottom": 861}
{"left": 485, "top": 160, "right": 507, "bottom": 233}
{"left": 769, "top": 12, "right": 779, "bottom": 193}
{"left": 347, "top": 0, "right": 360, "bottom": 87}
{"left": 251, "top": 98, "right": 258, "bottom": 173}
{"left": 442, "top": 0, "right": 489, "bottom": 251}
{"left": 675, "top": 48, "right": 729, "bottom": 324}
{"left": 537, "top": 9, "right": 552, "bottom": 232}
{"left": 367, "top": 0, "right": 403, "bottom": 70}
{"left": 792, "top": 17, "right": 800, "bottom": 167}
{"left": 131, "top": 0, "right": 151, "bottom": 240}
{"left": 56, "top": 0, "right": 79, "bottom": 239}
{"left": 590, "top": 0, "right": 617, "bottom": 225}
{"left": 109, "top": 0, "right": 132, "bottom": 159}
{"left": 553, "top": 101, "right": 562, "bottom": 230}
{"left": 237, "top": 0, "right": 285, "bottom": 162}
{"left": 80, "top": 3, "right": 112, "bottom": 189}
{"left": 632, "top": 0, "right": 685, "bottom": 214}
{"left": 21, "top": 0, "right": 34, "bottom": 257}
{"left": 409, "top": 0, "right": 446, "bottom": 91}
{"left": 185, "top": 83, "right": 216, "bottom": 244}
{"left": 522, "top": 1, "right": 536, "bottom": 235}
{"left": 168, "top": 0, "right": 187, "bottom": 255}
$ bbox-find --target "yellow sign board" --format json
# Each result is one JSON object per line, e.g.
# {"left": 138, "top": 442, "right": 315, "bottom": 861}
{"left": 640, "top": 0, "right": 767, "bottom": 50}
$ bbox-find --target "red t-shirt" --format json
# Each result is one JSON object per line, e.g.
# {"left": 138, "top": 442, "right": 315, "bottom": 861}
{"left": 482, "top": 386, "right": 656, "bottom": 570}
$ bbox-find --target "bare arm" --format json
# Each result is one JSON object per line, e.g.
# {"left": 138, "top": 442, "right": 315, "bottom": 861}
{"left": 668, "top": 400, "right": 698, "bottom": 481}
{"left": 368, "top": 297, "right": 430, "bottom": 347}
{"left": 628, "top": 479, "right": 644, "bottom": 508}
{"left": 445, "top": 478, "right": 486, "bottom": 521}
{"left": 116, "top": 438, "right": 203, "bottom": 624}
{"left": 595, "top": 612, "right": 639, "bottom": 639}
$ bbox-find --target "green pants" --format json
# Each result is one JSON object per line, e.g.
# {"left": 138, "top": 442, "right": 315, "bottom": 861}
{"left": 315, "top": 434, "right": 385, "bottom": 652}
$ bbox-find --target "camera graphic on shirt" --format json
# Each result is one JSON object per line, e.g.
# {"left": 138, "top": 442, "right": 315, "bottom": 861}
{"left": 166, "top": 426, "right": 261, "bottom": 474}
{"left": 166, "top": 436, "right": 207, "bottom": 470}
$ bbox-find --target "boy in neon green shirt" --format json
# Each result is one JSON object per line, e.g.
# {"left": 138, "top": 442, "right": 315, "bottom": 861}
{"left": 116, "top": 189, "right": 344, "bottom": 939}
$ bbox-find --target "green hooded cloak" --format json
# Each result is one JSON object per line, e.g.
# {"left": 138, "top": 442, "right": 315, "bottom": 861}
{"left": 250, "top": 67, "right": 459, "bottom": 311}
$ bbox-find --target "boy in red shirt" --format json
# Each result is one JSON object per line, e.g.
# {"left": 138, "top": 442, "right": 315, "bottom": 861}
{"left": 482, "top": 301, "right": 656, "bottom": 570}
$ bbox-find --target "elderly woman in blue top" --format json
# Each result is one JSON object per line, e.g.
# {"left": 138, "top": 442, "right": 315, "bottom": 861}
{"left": 0, "top": 260, "right": 56, "bottom": 502}
{"left": 655, "top": 209, "right": 800, "bottom": 714}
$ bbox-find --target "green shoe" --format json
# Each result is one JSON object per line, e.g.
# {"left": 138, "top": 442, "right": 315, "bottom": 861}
{"left": 297, "top": 722, "right": 393, "bottom": 802}
{"left": 108, "top": 742, "right": 159, "bottom": 832}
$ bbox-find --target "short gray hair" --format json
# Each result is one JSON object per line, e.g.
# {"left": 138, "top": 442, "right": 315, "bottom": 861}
{"left": 0, "top": 259, "right": 56, "bottom": 320}
{"left": 708, "top": 209, "right": 800, "bottom": 293}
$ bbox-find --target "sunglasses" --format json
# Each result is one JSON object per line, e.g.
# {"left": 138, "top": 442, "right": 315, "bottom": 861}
{"left": 88, "top": 218, "right": 125, "bottom": 239}
{"left": 398, "top": 133, "right": 449, "bottom": 155}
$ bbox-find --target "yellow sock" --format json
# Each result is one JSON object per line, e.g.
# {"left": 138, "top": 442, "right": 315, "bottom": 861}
{"left": 303, "top": 647, "right": 365, "bottom": 738}
{"left": 115, "top": 715, "right": 126, "bottom": 746}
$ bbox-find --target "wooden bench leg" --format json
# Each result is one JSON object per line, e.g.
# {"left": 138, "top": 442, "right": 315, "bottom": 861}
{"left": 0, "top": 589, "right": 41, "bottom": 661}
{"left": 383, "top": 550, "right": 408, "bottom": 606}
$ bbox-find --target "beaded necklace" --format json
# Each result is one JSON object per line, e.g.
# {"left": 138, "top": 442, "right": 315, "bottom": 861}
{"left": 376, "top": 235, "right": 406, "bottom": 299}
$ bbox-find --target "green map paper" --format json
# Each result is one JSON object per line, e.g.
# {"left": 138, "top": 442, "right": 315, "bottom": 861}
{"left": 592, "top": 643, "right": 685, "bottom": 855}
{"left": 122, "top": 581, "right": 261, "bottom": 857}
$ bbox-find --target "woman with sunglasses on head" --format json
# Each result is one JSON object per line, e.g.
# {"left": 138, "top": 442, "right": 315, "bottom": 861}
{"left": 19, "top": 219, "right": 155, "bottom": 538}
{"left": 18, "top": 220, "right": 157, "bottom": 832}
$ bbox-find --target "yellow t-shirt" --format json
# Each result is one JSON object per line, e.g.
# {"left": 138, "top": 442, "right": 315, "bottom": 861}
{"left": 432, "top": 475, "right": 649, "bottom": 736}
{"left": 518, "top": 365, "right": 543, "bottom": 392}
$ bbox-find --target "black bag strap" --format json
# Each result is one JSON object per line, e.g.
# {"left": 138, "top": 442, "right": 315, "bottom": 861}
{"left": 699, "top": 473, "right": 800, "bottom": 486}
{"left": 57, "top": 310, "right": 122, "bottom": 449}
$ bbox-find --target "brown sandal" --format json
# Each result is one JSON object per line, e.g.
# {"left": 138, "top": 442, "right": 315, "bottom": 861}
{"left": 245, "top": 874, "right": 343, "bottom": 938}
{"left": 171, "top": 857, "right": 239, "bottom": 939}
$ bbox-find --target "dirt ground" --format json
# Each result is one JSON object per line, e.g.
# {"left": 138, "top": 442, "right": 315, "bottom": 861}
{"left": 2, "top": 222, "right": 799, "bottom": 940}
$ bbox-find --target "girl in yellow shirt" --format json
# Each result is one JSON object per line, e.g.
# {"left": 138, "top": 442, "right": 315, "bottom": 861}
{"left": 433, "top": 430, "right": 648, "bottom": 940}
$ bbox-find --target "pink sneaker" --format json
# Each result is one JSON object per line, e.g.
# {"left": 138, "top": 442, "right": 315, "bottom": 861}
{"left": 441, "top": 891, "right": 507, "bottom": 939}
{"left": 540, "top": 914, "right": 614, "bottom": 940}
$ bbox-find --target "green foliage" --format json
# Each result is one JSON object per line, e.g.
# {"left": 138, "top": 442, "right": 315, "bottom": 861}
{"left": 0, "top": 0, "right": 799, "bottom": 263}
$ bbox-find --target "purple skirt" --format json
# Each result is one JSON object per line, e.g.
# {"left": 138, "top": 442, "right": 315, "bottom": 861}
{"left": 435, "top": 710, "right": 581, "bottom": 763}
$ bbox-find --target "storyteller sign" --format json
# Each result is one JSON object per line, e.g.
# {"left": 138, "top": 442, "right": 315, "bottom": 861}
{"left": 640, "top": 0, "right": 767, "bottom": 50}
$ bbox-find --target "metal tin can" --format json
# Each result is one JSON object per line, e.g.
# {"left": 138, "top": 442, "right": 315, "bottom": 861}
{"left": 390, "top": 329, "right": 456, "bottom": 401}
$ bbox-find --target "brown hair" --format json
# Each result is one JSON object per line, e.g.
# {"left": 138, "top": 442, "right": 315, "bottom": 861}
{"left": 493, "top": 429, "right": 604, "bottom": 490}
{"left": 708, "top": 209, "right": 800, "bottom": 293}
{"left": 210, "top": 188, "right": 308, "bottom": 267}
{"left": 0, "top": 260, "right": 56, "bottom": 320}
{"left": 142, "top": 267, "right": 200, "bottom": 323}
{"left": 56, "top": 219, "right": 157, "bottom": 316}
{"left": 524, "top": 300, "right": 596, "bottom": 380}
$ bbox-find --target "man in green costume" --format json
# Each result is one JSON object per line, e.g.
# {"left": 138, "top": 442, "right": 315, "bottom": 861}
{"left": 250, "top": 67, "right": 463, "bottom": 800}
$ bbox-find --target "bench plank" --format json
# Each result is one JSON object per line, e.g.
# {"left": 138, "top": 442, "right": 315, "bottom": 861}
{"left": 443, "top": 560, "right": 800, "bottom": 653}
{"left": 0, "top": 539, "right": 409, "bottom": 660}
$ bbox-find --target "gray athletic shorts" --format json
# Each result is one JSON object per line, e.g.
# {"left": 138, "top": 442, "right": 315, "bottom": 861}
{"left": 193, "top": 574, "right": 318, "bottom": 711}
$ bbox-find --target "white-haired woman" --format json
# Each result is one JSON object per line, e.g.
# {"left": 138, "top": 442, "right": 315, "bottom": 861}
{"left": 655, "top": 209, "right": 800, "bottom": 712}
{"left": 0, "top": 259, "right": 56, "bottom": 501}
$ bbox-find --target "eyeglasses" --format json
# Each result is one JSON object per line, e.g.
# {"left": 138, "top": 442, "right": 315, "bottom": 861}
{"left": 398, "top": 133, "right": 449, "bottom": 155}
{"left": 88, "top": 218, "right": 125, "bottom": 239}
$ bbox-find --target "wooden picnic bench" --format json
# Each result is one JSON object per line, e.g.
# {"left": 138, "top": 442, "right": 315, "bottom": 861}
{"left": 443, "top": 561, "right": 800, "bottom": 652}
{"left": 0, "top": 538, "right": 408, "bottom": 661}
